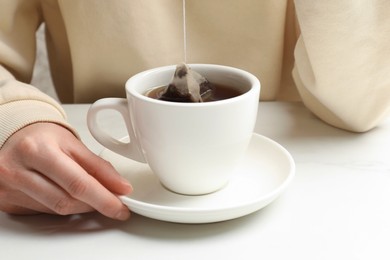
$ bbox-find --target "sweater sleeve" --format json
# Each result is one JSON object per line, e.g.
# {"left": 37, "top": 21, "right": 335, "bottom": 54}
{"left": 293, "top": 0, "right": 390, "bottom": 132}
{"left": 0, "top": 0, "right": 77, "bottom": 148}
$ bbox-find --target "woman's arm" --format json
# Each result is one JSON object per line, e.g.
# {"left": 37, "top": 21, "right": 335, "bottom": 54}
{"left": 0, "top": 0, "right": 131, "bottom": 220}
{"left": 293, "top": 0, "right": 390, "bottom": 132}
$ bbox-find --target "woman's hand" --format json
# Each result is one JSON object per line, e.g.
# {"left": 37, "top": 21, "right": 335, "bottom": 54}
{"left": 0, "top": 123, "right": 132, "bottom": 220}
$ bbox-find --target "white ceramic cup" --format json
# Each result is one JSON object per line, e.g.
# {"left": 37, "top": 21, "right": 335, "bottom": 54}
{"left": 87, "top": 64, "right": 260, "bottom": 195}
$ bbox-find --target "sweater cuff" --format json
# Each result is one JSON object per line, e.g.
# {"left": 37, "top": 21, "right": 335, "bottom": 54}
{"left": 0, "top": 100, "right": 79, "bottom": 148}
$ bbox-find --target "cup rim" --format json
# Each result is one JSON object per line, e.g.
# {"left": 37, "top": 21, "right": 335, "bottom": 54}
{"left": 125, "top": 63, "right": 260, "bottom": 107}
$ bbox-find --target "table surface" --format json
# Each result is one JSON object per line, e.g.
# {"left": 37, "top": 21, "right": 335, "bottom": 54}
{"left": 1, "top": 102, "right": 389, "bottom": 260}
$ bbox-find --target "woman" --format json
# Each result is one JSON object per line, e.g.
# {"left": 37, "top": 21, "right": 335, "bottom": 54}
{"left": 1, "top": 0, "right": 389, "bottom": 220}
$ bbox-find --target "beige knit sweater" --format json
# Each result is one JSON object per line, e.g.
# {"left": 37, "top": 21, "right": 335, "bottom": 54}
{"left": 1, "top": 0, "right": 390, "bottom": 148}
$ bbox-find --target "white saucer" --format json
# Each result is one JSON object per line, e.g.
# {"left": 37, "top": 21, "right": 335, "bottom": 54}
{"left": 100, "top": 133, "right": 295, "bottom": 224}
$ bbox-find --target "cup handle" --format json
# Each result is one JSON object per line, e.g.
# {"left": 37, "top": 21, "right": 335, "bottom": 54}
{"left": 87, "top": 98, "right": 146, "bottom": 163}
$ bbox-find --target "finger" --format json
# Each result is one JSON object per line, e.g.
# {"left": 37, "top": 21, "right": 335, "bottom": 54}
{"left": 1, "top": 177, "right": 93, "bottom": 215}
{"left": 12, "top": 169, "right": 94, "bottom": 215}
{"left": 67, "top": 142, "right": 132, "bottom": 195}
{"left": 0, "top": 192, "right": 52, "bottom": 215}
{"left": 0, "top": 186, "right": 52, "bottom": 215}
{"left": 0, "top": 201, "right": 41, "bottom": 215}
{"left": 33, "top": 149, "right": 130, "bottom": 220}
{"left": 0, "top": 159, "right": 94, "bottom": 216}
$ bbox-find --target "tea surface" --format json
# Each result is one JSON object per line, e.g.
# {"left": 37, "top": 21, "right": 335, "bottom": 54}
{"left": 145, "top": 83, "right": 243, "bottom": 102}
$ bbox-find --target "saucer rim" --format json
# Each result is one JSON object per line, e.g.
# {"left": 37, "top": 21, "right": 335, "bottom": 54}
{"left": 119, "top": 134, "right": 295, "bottom": 214}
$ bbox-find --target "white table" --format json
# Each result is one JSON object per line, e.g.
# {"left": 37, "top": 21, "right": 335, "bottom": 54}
{"left": 1, "top": 102, "right": 389, "bottom": 260}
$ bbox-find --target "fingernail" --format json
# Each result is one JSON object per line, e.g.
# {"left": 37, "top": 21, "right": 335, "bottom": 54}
{"left": 115, "top": 208, "right": 131, "bottom": 221}
{"left": 123, "top": 181, "right": 133, "bottom": 194}
{"left": 120, "top": 177, "right": 133, "bottom": 193}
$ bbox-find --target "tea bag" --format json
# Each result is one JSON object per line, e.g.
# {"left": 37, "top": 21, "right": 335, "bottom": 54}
{"left": 159, "top": 63, "right": 214, "bottom": 102}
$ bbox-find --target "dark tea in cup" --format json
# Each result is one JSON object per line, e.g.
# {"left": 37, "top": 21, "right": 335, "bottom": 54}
{"left": 145, "top": 83, "right": 244, "bottom": 102}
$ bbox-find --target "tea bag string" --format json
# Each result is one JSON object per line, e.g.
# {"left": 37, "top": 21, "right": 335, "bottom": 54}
{"left": 183, "top": 0, "right": 187, "bottom": 63}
